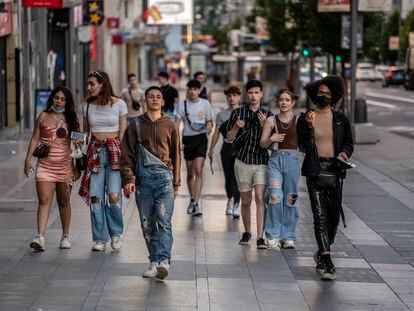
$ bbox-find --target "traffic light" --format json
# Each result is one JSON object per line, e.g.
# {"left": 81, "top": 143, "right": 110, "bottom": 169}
{"left": 335, "top": 55, "right": 342, "bottom": 62}
{"left": 302, "top": 48, "right": 310, "bottom": 58}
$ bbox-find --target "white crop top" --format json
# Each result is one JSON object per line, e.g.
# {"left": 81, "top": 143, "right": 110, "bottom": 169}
{"left": 83, "top": 99, "right": 128, "bottom": 132}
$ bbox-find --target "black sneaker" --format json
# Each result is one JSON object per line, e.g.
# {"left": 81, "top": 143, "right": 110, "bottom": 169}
{"left": 313, "top": 251, "right": 325, "bottom": 276}
{"left": 256, "top": 238, "right": 267, "bottom": 249}
{"left": 239, "top": 232, "right": 251, "bottom": 245}
{"left": 321, "top": 254, "right": 336, "bottom": 281}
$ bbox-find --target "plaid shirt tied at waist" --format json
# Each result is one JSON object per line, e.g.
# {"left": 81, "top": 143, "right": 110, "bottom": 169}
{"left": 79, "top": 136, "right": 121, "bottom": 205}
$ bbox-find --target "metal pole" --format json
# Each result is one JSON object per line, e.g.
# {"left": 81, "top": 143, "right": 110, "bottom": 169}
{"left": 350, "top": 0, "right": 358, "bottom": 124}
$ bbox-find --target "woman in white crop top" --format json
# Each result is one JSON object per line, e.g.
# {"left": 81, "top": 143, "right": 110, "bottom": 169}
{"left": 79, "top": 71, "right": 127, "bottom": 252}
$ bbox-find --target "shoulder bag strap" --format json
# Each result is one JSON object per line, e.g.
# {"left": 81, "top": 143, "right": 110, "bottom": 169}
{"left": 84, "top": 101, "right": 90, "bottom": 145}
{"left": 128, "top": 87, "right": 134, "bottom": 102}
{"left": 184, "top": 100, "right": 192, "bottom": 126}
{"left": 134, "top": 117, "right": 142, "bottom": 143}
{"left": 274, "top": 114, "right": 278, "bottom": 133}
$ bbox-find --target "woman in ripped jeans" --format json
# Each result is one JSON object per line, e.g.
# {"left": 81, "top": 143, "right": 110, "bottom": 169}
{"left": 260, "top": 89, "right": 300, "bottom": 250}
{"left": 79, "top": 71, "right": 128, "bottom": 252}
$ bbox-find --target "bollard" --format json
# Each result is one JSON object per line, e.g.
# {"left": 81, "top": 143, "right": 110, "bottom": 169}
{"left": 354, "top": 97, "right": 367, "bottom": 123}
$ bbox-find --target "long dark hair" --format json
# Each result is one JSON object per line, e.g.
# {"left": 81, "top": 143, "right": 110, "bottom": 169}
{"left": 86, "top": 71, "right": 118, "bottom": 106}
{"left": 45, "top": 85, "right": 80, "bottom": 134}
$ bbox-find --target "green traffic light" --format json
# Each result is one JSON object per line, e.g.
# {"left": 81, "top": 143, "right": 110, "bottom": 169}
{"left": 335, "top": 55, "right": 342, "bottom": 62}
{"left": 303, "top": 49, "right": 310, "bottom": 58}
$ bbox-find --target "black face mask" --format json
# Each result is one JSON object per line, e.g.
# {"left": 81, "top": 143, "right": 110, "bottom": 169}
{"left": 316, "top": 95, "right": 332, "bottom": 108}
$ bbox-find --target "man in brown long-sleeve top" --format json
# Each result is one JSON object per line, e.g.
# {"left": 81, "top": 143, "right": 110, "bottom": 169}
{"left": 121, "top": 86, "right": 181, "bottom": 281}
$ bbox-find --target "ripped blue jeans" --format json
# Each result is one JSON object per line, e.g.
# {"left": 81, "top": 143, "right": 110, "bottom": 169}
{"left": 265, "top": 151, "right": 300, "bottom": 241}
{"left": 135, "top": 172, "right": 174, "bottom": 263}
{"left": 89, "top": 147, "right": 123, "bottom": 242}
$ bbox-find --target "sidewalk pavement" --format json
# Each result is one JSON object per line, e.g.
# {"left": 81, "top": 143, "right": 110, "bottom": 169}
{"left": 0, "top": 91, "right": 413, "bottom": 310}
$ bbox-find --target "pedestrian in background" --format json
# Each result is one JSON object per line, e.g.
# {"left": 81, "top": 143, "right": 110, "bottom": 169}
{"left": 208, "top": 86, "right": 241, "bottom": 218}
{"left": 194, "top": 71, "right": 212, "bottom": 103}
{"left": 260, "top": 89, "right": 300, "bottom": 250}
{"left": 158, "top": 71, "right": 179, "bottom": 121}
{"left": 120, "top": 73, "right": 145, "bottom": 124}
{"left": 226, "top": 80, "right": 273, "bottom": 249}
{"left": 174, "top": 79, "right": 214, "bottom": 216}
{"left": 79, "top": 71, "right": 127, "bottom": 252}
{"left": 24, "top": 86, "right": 80, "bottom": 251}
{"left": 297, "top": 75, "right": 354, "bottom": 281}
{"left": 121, "top": 86, "right": 181, "bottom": 281}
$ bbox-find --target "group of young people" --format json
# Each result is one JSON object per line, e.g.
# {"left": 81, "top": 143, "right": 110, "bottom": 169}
{"left": 24, "top": 69, "right": 353, "bottom": 282}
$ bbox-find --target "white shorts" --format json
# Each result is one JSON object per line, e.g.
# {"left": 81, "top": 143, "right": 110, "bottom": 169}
{"left": 234, "top": 159, "right": 267, "bottom": 192}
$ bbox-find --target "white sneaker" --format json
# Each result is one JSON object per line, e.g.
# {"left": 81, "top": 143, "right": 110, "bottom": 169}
{"left": 233, "top": 203, "right": 240, "bottom": 218}
{"left": 30, "top": 234, "right": 45, "bottom": 251}
{"left": 91, "top": 241, "right": 106, "bottom": 252}
{"left": 226, "top": 199, "right": 234, "bottom": 215}
{"left": 267, "top": 238, "right": 281, "bottom": 250}
{"left": 155, "top": 259, "right": 169, "bottom": 281}
{"left": 192, "top": 203, "right": 202, "bottom": 216}
{"left": 187, "top": 201, "right": 194, "bottom": 214}
{"left": 111, "top": 236, "right": 122, "bottom": 251}
{"left": 282, "top": 240, "right": 295, "bottom": 249}
{"left": 59, "top": 234, "right": 72, "bottom": 249}
{"left": 142, "top": 262, "right": 158, "bottom": 278}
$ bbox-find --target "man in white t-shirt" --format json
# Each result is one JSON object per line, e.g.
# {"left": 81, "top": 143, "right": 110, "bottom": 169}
{"left": 174, "top": 79, "right": 214, "bottom": 216}
{"left": 120, "top": 73, "right": 145, "bottom": 123}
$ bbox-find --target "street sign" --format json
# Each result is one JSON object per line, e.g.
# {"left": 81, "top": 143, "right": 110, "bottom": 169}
{"left": 107, "top": 17, "right": 120, "bottom": 29}
{"left": 389, "top": 36, "right": 400, "bottom": 50}
{"left": 341, "top": 15, "right": 363, "bottom": 49}
{"left": 358, "top": 0, "right": 392, "bottom": 11}
{"left": 84, "top": 1, "right": 104, "bottom": 26}
{"left": 318, "top": 0, "right": 350, "bottom": 12}
{"left": 146, "top": 0, "right": 193, "bottom": 25}
{"left": 22, "top": 0, "right": 63, "bottom": 8}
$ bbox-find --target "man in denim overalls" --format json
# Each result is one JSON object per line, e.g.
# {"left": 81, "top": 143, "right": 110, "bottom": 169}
{"left": 121, "top": 86, "right": 181, "bottom": 281}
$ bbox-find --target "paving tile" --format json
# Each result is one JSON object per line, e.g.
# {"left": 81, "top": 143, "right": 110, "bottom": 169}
{"left": 147, "top": 280, "right": 196, "bottom": 307}
{"left": 0, "top": 297, "right": 37, "bottom": 311}
{"left": 257, "top": 290, "right": 310, "bottom": 311}
{"left": 206, "top": 263, "right": 250, "bottom": 279}
{"left": 208, "top": 278, "right": 260, "bottom": 311}
{"left": 253, "top": 281, "right": 301, "bottom": 292}
{"left": 299, "top": 280, "right": 408, "bottom": 310}
{"left": 356, "top": 245, "right": 408, "bottom": 264}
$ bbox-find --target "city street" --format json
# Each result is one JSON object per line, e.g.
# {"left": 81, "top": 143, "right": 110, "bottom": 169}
{"left": 0, "top": 87, "right": 413, "bottom": 310}
{"left": 358, "top": 81, "right": 414, "bottom": 139}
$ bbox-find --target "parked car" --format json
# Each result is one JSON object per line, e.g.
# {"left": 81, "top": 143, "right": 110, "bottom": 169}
{"left": 382, "top": 66, "right": 405, "bottom": 87}
{"left": 374, "top": 64, "right": 389, "bottom": 81}
{"left": 356, "top": 63, "right": 376, "bottom": 81}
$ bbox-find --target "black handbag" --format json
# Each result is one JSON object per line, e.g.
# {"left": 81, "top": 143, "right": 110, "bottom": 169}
{"left": 129, "top": 88, "right": 141, "bottom": 110}
{"left": 75, "top": 153, "right": 87, "bottom": 171}
{"left": 315, "top": 171, "right": 337, "bottom": 187}
{"left": 33, "top": 143, "right": 51, "bottom": 158}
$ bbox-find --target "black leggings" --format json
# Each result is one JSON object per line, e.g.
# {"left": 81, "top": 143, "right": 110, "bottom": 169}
{"left": 220, "top": 142, "right": 240, "bottom": 204}
{"left": 306, "top": 177, "right": 343, "bottom": 252}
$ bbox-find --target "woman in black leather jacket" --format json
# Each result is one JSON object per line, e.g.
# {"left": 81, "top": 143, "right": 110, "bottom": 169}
{"left": 297, "top": 75, "right": 354, "bottom": 281}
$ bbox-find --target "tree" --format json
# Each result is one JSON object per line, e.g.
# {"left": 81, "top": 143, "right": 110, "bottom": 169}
{"left": 381, "top": 10, "right": 399, "bottom": 64}
{"left": 400, "top": 8, "right": 414, "bottom": 60}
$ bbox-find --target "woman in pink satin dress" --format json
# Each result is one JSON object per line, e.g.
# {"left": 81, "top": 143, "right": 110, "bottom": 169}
{"left": 24, "top": 86, "right": 80, "bottom": 251}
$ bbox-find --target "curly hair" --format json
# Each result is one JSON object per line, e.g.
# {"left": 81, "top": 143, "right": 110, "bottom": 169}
{"left": 45, "top": 85, "right": 80, "bottom": 135}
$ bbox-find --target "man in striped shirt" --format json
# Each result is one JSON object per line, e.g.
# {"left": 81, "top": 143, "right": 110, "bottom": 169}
{"left": 226, "top": 80, "right": 273, "bottom": 249}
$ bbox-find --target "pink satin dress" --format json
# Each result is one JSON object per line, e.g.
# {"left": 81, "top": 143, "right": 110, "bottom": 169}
{"left": 36, "top": 118, "right": 74, "bottom": 184}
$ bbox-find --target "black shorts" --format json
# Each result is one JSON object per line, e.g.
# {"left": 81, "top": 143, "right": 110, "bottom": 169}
{"left": 183, "top": 133, "right": 208, "bottom": 161}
